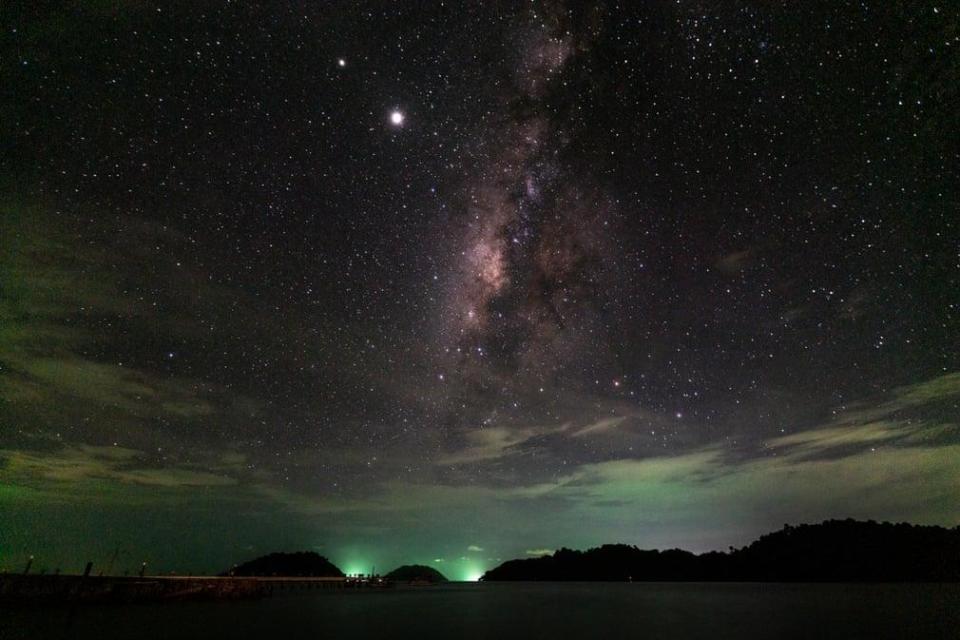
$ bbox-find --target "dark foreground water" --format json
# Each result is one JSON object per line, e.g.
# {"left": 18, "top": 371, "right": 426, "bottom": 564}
{"left": 3, "top": 582, "right": 959, "bottom": 640}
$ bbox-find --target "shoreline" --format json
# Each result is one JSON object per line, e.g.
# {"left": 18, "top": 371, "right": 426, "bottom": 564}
{"left": 0, "top": 574, "right": 385, "bottom": 604}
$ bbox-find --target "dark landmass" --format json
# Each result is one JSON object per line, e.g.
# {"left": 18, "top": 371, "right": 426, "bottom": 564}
{"left": 226, "top": 552, "right": 344, "bottom": 577}
{"left": 385, "top": 565, "right": 448, "bottom": 583}
{"left": 482, "top": 520, "right": 960, "bottom": 582}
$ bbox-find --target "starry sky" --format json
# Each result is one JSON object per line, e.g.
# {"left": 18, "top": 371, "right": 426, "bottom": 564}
{"left": 2, "top": 1, "right": 958, "bottom": 580}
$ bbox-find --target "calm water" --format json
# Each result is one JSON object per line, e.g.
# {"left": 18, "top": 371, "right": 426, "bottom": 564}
{"left": 3, "top": 582, "right": 958, "bottom": 640}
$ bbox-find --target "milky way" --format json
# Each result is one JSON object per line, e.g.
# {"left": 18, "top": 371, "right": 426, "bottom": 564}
{"left": 2, "top": 1, "right": 957, "bottom": 576}
{"left": 438, "top": 8, "right": 620, "bottom": 425}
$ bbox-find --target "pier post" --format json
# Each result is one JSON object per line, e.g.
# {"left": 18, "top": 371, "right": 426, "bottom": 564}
{"left": 83, "top": 562, "right": 93, "bottom": 577}
{"left": 23, "top": 556, "right": 33, "bottom": 575}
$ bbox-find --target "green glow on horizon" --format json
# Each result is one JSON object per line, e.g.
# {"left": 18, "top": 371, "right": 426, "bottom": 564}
{"left": 460, "top": 564, "right": 485, "bottom": 582}
{"left": 342, "top": 561, "right": 371, "bottom": 577}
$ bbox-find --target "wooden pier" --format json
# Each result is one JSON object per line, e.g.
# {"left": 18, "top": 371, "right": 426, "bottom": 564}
{"left": 0, "top": 573, "right": 386, "bottom": 604}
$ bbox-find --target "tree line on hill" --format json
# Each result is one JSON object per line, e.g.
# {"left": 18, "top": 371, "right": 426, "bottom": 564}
{"left": 481, "top": 520, "right": 960, "bottom": 582}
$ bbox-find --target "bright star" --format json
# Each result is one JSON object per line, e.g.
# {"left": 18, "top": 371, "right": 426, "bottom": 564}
{"left": 390, "top": 110, "right": 404, "bottom": 126}
{"left": 337, "top": 58, "right": 346, "bottom": 67}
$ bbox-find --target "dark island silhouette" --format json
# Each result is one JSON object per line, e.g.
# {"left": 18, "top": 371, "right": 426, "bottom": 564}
{"left": 482, "top": 520, "right": 960, "bottom": 582}
{"left": 4, "top": 519, "right": 959, "bottom": 604}
{"left": 384, "top": 565, "right": 448, "bottom": 584}
{"left": 225, "top": 552, "right": 345, "bottom": 577}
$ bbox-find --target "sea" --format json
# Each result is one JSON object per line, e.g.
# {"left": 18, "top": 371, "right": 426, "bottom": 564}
{"left": 2, "top": 581, "right": 958, "bottom": 639}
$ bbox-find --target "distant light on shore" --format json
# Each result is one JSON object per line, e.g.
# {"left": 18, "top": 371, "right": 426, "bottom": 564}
{"left": 343, "top": 563, "right": 370, "bottom": 577}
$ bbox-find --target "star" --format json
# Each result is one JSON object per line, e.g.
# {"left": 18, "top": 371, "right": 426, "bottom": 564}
{"left": 337, "top": 58, "right": 346, "bottom": 67}
{"left": 390, "top": 110, "right": 404, "bottom": 126}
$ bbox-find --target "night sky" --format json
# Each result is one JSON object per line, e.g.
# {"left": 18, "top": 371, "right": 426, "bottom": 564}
{"left": 2, "top": 1, "right": 958, "bottom": 580}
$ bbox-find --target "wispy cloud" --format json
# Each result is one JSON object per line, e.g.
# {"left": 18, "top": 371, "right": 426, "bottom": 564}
{"left": 439, "top": 424, "right": 568, "bottom": 464}
{"left": 768, "top": 422, "right": 909, "bottom": 458}
{"left": 3, "top": 373, "right": 957, "bottom": 563}
{"left": 570, "top": 416, "right": 628, "bottom": 438}
{"left": 0, "top": 445, "right": 237, "bottom": 489}
{"left": 831, "top": 373, "right": 960, "bottom": 426}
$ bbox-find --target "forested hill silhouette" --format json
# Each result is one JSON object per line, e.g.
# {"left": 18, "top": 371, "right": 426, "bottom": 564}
{"left": 482, "top": 520, "right": 960, "bottom": 582}
{"left": 385, "top": 565, "right": 448, "bottom": 583}
{"left": 225, "top": 552, "right": 344, "bottom": 577}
